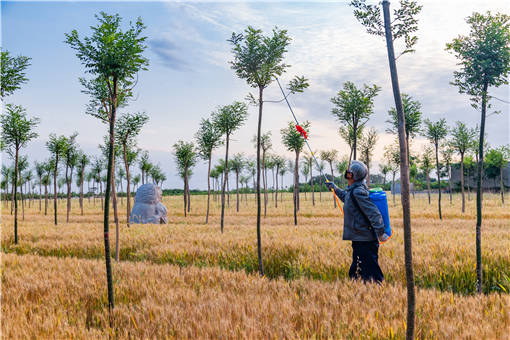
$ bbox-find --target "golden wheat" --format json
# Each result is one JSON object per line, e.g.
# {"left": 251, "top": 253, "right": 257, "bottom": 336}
{"left": 1, "top": 192, "right": 509, "bottom": 339}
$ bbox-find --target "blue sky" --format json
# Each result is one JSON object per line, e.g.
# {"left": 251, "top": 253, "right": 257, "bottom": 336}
{"left": 2, "top": 0, "right": 509, "bottom": 190}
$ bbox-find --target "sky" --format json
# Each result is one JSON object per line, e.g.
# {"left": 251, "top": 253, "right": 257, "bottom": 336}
{"left": 2, "top": 0, "right": 509, "bottom": 190}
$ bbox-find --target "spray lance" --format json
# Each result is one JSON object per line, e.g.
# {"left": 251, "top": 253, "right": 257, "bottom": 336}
{"left": 275, "top": 77, "right": 343, "bottom": 215}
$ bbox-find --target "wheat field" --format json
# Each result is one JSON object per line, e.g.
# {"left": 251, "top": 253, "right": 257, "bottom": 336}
{"left": 1, "top": 192, "right": 509, "bottom": 339}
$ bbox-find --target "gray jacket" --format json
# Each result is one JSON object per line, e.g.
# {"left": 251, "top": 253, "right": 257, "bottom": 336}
{"left": 334, "top": 181, "right": 385, "bottom": 241}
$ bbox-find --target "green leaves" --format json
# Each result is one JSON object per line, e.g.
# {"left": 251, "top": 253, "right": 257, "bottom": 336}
{"left": 173, "top": 141, "right": 198, "bottom": 180}
{"left": 212, "top": 101, "right": 248, "bottom": 137}
{"left": 386, "top": 93, "right": 422, "bottom": 139}
{"left": 446, "top": 12, "right": 510, "bottom": 107}
{"left": 194, "top": 118, "right": 223, "bottom": 161}
{"left": 229, "top": 26, "right": 291, "bottom": 89}
{"left": 331, "top": 81, "right": 380, "bottom": 130}
{"left": 281, "top": 121, "right": 310, "bottom": 153}
{"left": 115, "top": 112, "right": 149, "bottom": 147}
{"left": 0, "top": 49, "right": 31, "bottom": 98}
{"left": 449, "top": 121, "right": 477, "bottom": 155}
{"left": 423, "top": 118, "right": 448, "bottom": 147}
{"left": 1, "top": 104, "right": 39, "bottom": 157}
{"left": 351, "top": 0, "right": 422, "bottom": 58}
{"left": 287, "top": 76, "right": 310, "bottom": 94}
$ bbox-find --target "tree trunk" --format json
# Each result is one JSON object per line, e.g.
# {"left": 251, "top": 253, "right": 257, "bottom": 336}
{"left": 13, "top": 147, "right": 19, "bottom": 244}
{"left": 44, "top": 184, "right": 48, "bottom": 216}
{"left": 448, "top": 163, "right": 452, "bottom": 204}
{"left": 262, "top": 151, "right": 267, "bottom": 218}
{"left": 66, "top": 165, "right": 71, "bottom": 223}
{"left": 475, "top": 81, "right": 488, "bottom": 294}
{"left": 20, "top": 173, "right": 24, "bottom": 221}
{"left": 187, "top": 173, "right": 191, "bottom": 213}
{"left": 256, "top": 86, "right": 264, "bottom": 276}
{"left": 426, "top": 173, "right": 431, "bottom": 204}
{"left": 460, "top": 153, "right": 465, "bottom": 213}
{"left": 220, "top": 134, "right": 230, "bottom": 233}
{"left": 236, "top": 171, "right": 240, "bottom": 212}
{"left": 205, "top": 156, "right": 211, "bottom": 224}
{"left": 111, "top": 158, "right": 120, "bottom": 262}
{"left": 500, "top": 166, "right": 504, "bottom": 204}
{"left": 103, "top": 80, "right": 118, "bottom": 315}
{"left": 275, "top": 164, "right": 279, "bottom": 208}
{"left": 293, "top": 150, "right": 299, "bottom": 226}
{"left": 183, "top": 169, "right": 187, "bottom": 217}
{"left": 382, "top": 2, "right": 415, "bottom": 339}
{"left": 53, "top": 155, "right": 58, "bottom": 225}
{"left": 353, "top": 124, "right": 358, "bottom": 161}
{"left": 39, "top": 178, "right": 42, "bottom": 212}
{"left": 435, "top": 143, "right": 442, "bottom": 220}
{"left": 80, "top": 167, "right": 85, "bottom": 216}
{"left": 123, "top": 146, "right": 131, "bottom": 227}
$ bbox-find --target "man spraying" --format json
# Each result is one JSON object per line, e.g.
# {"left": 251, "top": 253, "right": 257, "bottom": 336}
{"left": 326, "top": 160, "right": 390, "bottom": 283}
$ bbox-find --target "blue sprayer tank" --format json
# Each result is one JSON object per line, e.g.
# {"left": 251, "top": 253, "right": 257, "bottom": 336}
{"left": 369, "top": 188, "right": 392, "bottom": 237}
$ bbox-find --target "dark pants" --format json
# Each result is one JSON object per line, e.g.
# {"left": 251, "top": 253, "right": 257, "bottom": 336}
{"left": 349, "top": 241, "right": 384, "bottom": 283}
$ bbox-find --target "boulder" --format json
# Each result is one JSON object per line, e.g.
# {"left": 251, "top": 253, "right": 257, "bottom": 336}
{"left": 129, "top": 183, "right": 168, "bottom": 224}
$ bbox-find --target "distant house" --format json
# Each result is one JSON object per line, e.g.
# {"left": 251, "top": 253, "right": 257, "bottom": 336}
{"left": 450, "top": 162, "right": 509, "bottom": 190}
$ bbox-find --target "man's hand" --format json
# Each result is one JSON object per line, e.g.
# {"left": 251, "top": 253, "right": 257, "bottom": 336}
{"left": 325, "top": 181, "right": 337, "bottom": 191}
{"left": 378, "top": 233, "right": 391, "bottom": 244}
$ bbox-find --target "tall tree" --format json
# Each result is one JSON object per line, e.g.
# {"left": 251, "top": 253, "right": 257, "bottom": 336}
{"left": 173, "top": 141, "right": 198, "bottom": 217}
{"left": 423, "top": 118, "right": 448, "bottom": 220}
{"left": 251, "top": 132, "right": 273, "bottom": 217}
{"left": 0, "top": 49, "right": 31, "bottom": 98}
{"left": 449, "top": 121, "right": 477, "bottom": 213}
{"left": 420, "top": 146, "right": 434, "bottom": 205}
{"left": 358, "top": 127, "right": 378, "bottom": 186}
{"left": 351, "top": 1, "right": 422, "bottom": 337}
{"left": 384, "top": 141, "right": 401, "bottom": 205}
{"left": 195, "top": 117, "right": 223, "bottom": 224}
{"left": 138, "top": 151, "right": 151, "bottom": 185}
{"left": 230, "top": 153, "right": 245, "bottom": 212}
{"left": 76, "top": 152, "right": 90, "bottom": 216}
{"left": 485, "top": 146, "right": 509, "bottom": 204}
{"left": 387, "top": 93, "right": 422, "bottom": 161}
{"left": 34, "top": 161, "right": 45, "bottom": 212}
{"left": 212, "top": 101, "right": 248, "bottom": 232}
{"left": 272, "top": 155, "right": 286, "bottom": 208}
{"left": 43, "top": 161, "right": 53, "bottom": 216}
{"left": 116, "top": 112, "right": 148, "bottom": 226}
{"left": 1, "top": 105, "right": 39, "bottom": 244}
{"left": 229, "top": 26, "right": 308, "bottom": 276}
{"left": 441, "top": 145, "right": 454, "bottom": 204}
{"left": 320, "top": 149, "right": 338, "bottom": 207}
{"left": 302, "top": 152, "right": 316, "bottom": 206}
{"left": 281, "top": 121, "right": 310, "bottom": 226}
{"left": 66, "top": 12, "right": 148, "bottom": 312}
{"left": 336, "top": 157, "right": 349, "bottom": 188}
{"left": 46, "top": 134, "right": 68, "bottom": 225}
{"left": 446, "top": 11, "right": 510, "bottom": 293}
{"left": 338, "top": 125, "right": 362, "bottom": 164}
{"left": 63, "top": 133, "right": 79, "bottom": 223}
{"left": 379, "top": 163, "right": 391, "bottom": 188}
{"left": 331, "top": 81, "right": 380, "bottom": 160}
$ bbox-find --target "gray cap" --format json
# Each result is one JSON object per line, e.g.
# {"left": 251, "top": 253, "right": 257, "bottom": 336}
{"left": 349, "top": 160, "right": 368, "bottom": 181}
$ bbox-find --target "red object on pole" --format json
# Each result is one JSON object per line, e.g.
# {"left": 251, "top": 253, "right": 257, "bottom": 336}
{"left": 295, "top": 124, "right": 307, "bottom": 139}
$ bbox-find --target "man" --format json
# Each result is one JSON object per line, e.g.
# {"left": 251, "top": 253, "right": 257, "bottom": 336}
{"left": 326, "top": 160, "right": 388, "bottom": 283}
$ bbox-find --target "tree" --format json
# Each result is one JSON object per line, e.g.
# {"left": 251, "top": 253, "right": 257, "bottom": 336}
{"left": 485, "top": 146, "right": 509, "bottom": 204}
{"left": 230, "top": 153, "right": 245, "bottom": 212}
{"left": 76, "top": 152, "right": 90, "bottom": 216}
{"left": 384, "top": 141, "right": 401, "bottom": 205}
{"left": 1, "top": 105, "right": 39, "bottom": 244}
{"left": 446, "top": 11, "right": 510, "bottom": 294}
{"left": 331, "top": 81, "right": 380, "bottom": 160}
{"left": 272, "top": 155, "right": 286, "bottom": 208}
{"left": 46, "top": 134, "right": 68, "bottom": 225}
{"left": 195, "top": 117, "right": 223, "bottom": 224}
{"left": 34, "top": 161, "right": 45, "bottom": 212}
{"left": 42, "top": 161, "right": 53, "bottom": 216}
{"left": 336, "top": 157, "right": 350, "bottom": 188}
{"left": 379, "top": 163, "right": 391, "bottom": 188}
{"left": 173, "top": 141, "right": 198, "bottom": 217}
{"left": 66, "top": 12, "right": 149, "bottom": 312}
{"left": 351, "top": 1, "right": 422, "bottom": 336}
{"left": 338, "top": 125, "right": 363, "bottom": 164}
{"left": 442, "top": 146, "right": 454, "bottom": 204}
{"left": 423, "top": 118, "right": 448, "bottom": 220}
{"left": 302, "top": 152, "right": 316, "bottom": 206}
{"left": 358, "top": 128, "right": 378, "bottom": 186}
{"left": 116, "top": 112, "right": 148, "bottom": 226}
{"left": 63, "top": 133, "right": 79, "bottom": 223}
{"left": 251, "top": 132, "right": 273, "bottom": 217}
{"left": 212, "top": 101, "right": 248, "bottom": 232}
{"left": 420, "top": 146, "right": 434, "bottom": 205}
{"left": 0, "top": 49, "right": 31, "bottom": 98}
{"left": 138, "top": 151, "right": 151, "bottom": 185}
{"left": 387, "top": 93, "right": 422, "bottom": 161}
{"left": 463, "top": 155, "right": 475, "bottom": 201}
{"left": 449, "top": 121, "right": 477, "bottom": 212}
{"left": 229, "top": 26, "right": 308, "bottom": 276}
{"left": 281, "top": 121, "right": 310, "bottom": 226}
{"left": 320, "top": 149, "right": 338, "bottom": 207}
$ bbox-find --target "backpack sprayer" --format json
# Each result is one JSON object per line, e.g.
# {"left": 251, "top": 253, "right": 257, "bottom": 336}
{"left": 275, "top": 77, "right": 344, "bottom": 215}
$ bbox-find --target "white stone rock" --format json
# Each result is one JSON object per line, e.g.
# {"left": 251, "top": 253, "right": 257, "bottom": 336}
{"left": 129, "top": 183, "right": 168, "bottom": 224}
